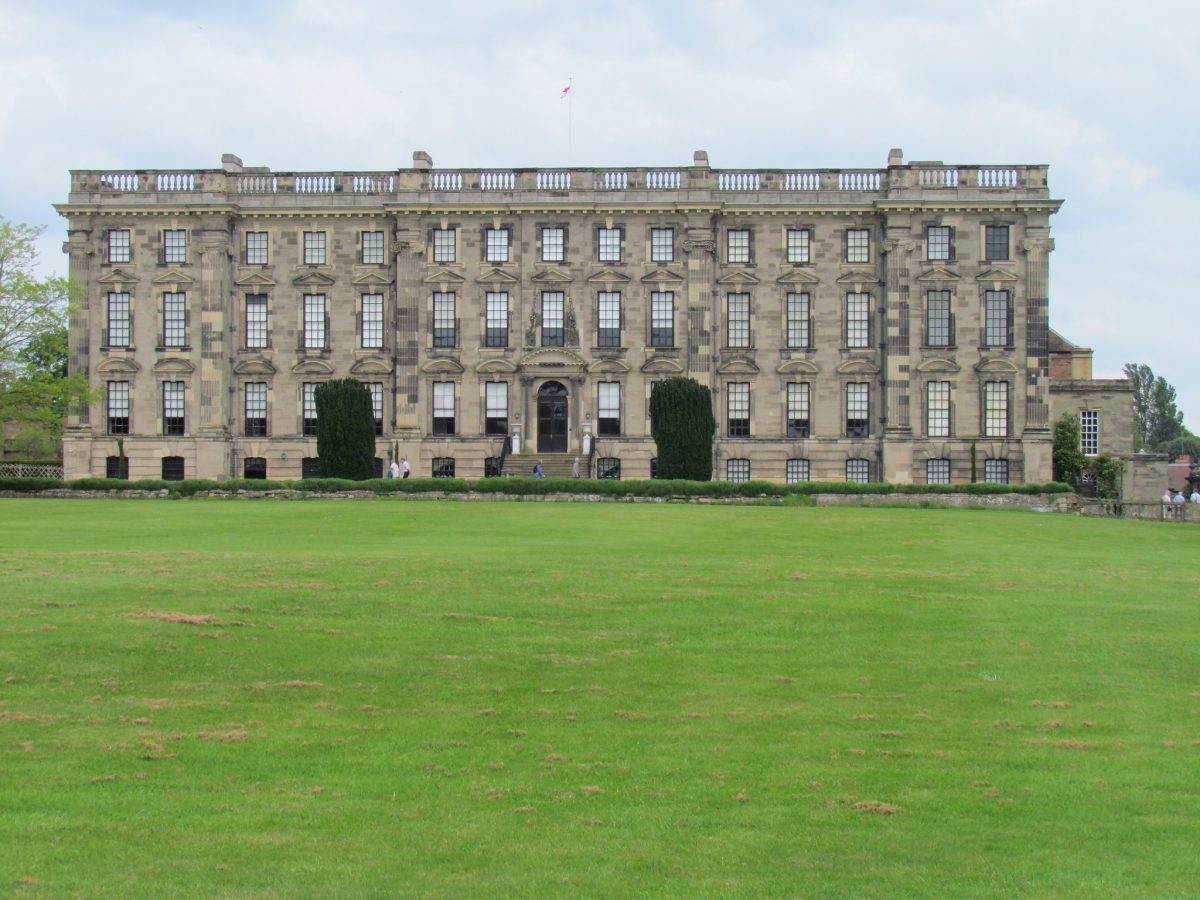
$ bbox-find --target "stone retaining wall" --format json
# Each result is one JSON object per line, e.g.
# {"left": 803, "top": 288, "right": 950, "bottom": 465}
{"left": 0, "top": 488, "right": 1080, "bottom": 513}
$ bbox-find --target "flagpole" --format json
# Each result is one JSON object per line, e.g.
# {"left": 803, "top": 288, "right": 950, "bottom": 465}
{"left": 567, "top": 76, "right": 573, "bottom": 164}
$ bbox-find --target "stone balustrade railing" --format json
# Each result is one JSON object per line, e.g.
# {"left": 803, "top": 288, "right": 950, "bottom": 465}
{"left": 72, "top": 163, "right": 1048, "bottom": 201}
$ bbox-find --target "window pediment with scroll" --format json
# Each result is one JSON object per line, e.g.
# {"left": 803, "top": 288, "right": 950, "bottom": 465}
{"left": 152, "top": 357, "right": 196, "bottom": 375}
{"left": 233, "top": 358, "right": 277, "bottom": 376}
{"left": 716, "top": 355, "right": 759, "bottom": 375}
{"left": 835, "top": 358, "right": 880, "bottom": 376}
{"left": 777, "top": 358, "right": 819, "bottom": 375}
{"left": 424, "top": 267, "right": 467, "bottom": 285}
{"left": 915, "top": 356, "right": 960, "bottom": 374}
{"left": 421, "top": 357, "right": 465, "bottom": 375}
{"left": 292, "top": 270, "right": 336, "bottom": 288}
{"left": 776, "top": 268, "right": 820, "bottom": 285}
{"left": 235, "top": 270, "right": 276, "bottom": 287}
{"left": 916, "top": 265, "right": 960, "bottom": 285}
{"left": 96, "top": 356, "right": 141, "bottom": 375}
{"left": 586, "top": 268, "right": 630, "bottom": 285}
{"left": 475, "top": 267, "right": 518, "bottom": 285}
{"left": 350, "top": 357, "right": 393, "bottom": 376}
{"left": 975, "top": 267, "right": 1018, "bottom": 283}
{"left": 641, "top": 355, "right": 684, "bottom": 375}
{"left": 98, "top": 267, "right": 139, "bottom": 287}
{"left": 835, "top": 269, "right": 880, "bottom": 287}
{"left": 152, "top": 268, "right": 195, "bottom": 287}
{"left": 352, "top": 270, "right": 391, "bottom": 287}
{"left": 975, "top": 356, "right": 1020, "bottom": 374}
{"left": 291, "top": 358, "right": 336, "bottom": 376}
{"left": 640, "top": 268, "right": 684, "bottom": 285}
{"left": 716, "top": 270, "right": 759, "bottom": 286}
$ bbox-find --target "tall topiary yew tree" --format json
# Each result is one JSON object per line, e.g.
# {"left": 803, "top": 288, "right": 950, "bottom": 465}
{"left": 650, "top": 376, "right": 715, "bottom": 480}
{"left": 314, "top": 379, "right": 376, "bottom": 480}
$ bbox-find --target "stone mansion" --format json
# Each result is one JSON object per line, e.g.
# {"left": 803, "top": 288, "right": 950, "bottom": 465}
{"left": 56, "top": 149, "right": 1130, "bottom": 483}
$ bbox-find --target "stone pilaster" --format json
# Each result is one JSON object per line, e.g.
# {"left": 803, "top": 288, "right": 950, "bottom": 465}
{"left": 881, "top": 232, "right": 914, "bottom": 483}
{"left": 393, "top": 224, "right": 422, "bottom": 432}
{"left": 1022, "top": 233, "right": 1053, "bottom": 432}
{"left": 195, "top": 218, "right": 232, "bottom": 435}
{"left": 683, "top": 226, "right": 715, "bottom": 379}
{"left": 61, "top": 225, "right": 94, "bottom": 479}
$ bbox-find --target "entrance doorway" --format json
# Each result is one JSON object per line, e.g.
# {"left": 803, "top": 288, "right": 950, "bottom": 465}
{"left": 537, "top": 381, "right": 568, "bottom": 453}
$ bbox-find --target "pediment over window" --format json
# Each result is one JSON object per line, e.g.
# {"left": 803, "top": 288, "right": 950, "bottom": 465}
{"left": 975, "top": 356, "right": 1020, "bottom": 374}
{"left": 233, "top": 358, "right": 277, "bottom": 376}
{"left": 586, "top": 268, "right": 630, "bottom": 284}
{"left": 352, "top": 270, "right": 392, "bottom": 286}
{"left": 716, "top": 270, "right": 759, "bottom": 285}
{"left": 350, "top": 357, "right": 393, "bottom": 375}
{"left": 291, "top": 358, "right": 336, "bottom": 375}
{"left": 421, "top": 357, "right": 465, "bottom": 375}
{"left": 475, "top": 358, "right": 519, "bottom": 374}
{"left": 640, "top": 268, "right": 684, "bottom": 284}
{"left": 152, "top": 357, "right": 195, "bottom": 374}
{"left": 716, "top": 356, "right": 760, "bottom": 375}
{"left": 235, "top": 270, "right": 276, "bottom": 287}
{"left": 97, "top": 267, "right": 139, "bottom": 286}
{"left": 777, "top": 358, "right": 820, "bottom": 375}
{"left": 152, "top": 268, "right": 195, "bottom": 286}
{"left": 96, "top": 356, "right": 140, "bottom": 374}
{"left": 835, "top": 358, "right": 880, "bottom": 375}
{"left": 531, "top": 267, "right": 573, "bottom": 284}
{"left": 835, "top": 269, "right": 880, "bottom": 286}
{"left": 976, "top": 267, "right": 1018, "bottom": 283}
{"left": 641, "top": 355, "right": 685, "bottom": 375}
{"left": 475, "top": 267, "right": 518, "bottom": 285}
{"left": 518, "top": 348, "right": 587, "bottom": 370}
{"left": 588, "top": 358, "right": 630, "bottom": 375}
{"left": 776, "top": 268, "right": 820, "bottom": 285}
{"left": 292, "top": 271, "right": 336, "bottom": 287}
{"left": 915, "top": 356, "right": 961, "bottom": 374}
{"left": 424, "top": 267, "right": 467, "bottom": 284}
{"left": 916, "top": 265, "right": 960, "bottom": 283}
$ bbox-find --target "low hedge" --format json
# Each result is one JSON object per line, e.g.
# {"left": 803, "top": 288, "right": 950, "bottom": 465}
{"left": 0, "top": 475, "right": 1073, "bottom": 499}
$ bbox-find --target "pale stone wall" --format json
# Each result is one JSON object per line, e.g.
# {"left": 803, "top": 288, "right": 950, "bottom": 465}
{"left": 57, "top": 152, "right": 1078, "bottom": 484}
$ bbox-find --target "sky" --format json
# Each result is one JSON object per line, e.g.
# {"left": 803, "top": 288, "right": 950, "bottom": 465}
{"left": 2, "top": 0, "right": 1196, "bottom": 426}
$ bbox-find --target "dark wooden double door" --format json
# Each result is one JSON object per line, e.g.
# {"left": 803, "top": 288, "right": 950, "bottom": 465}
{"left": 537, "top": 381, "right": 568, "bottom": 453}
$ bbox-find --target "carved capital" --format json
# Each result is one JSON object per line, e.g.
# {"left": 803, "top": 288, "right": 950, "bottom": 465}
{"left": 1020, "top": 237, "right": 1054, "bottom": 254}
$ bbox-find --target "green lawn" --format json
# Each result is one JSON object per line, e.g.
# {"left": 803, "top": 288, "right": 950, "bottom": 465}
{"left": 0, "top": 499, "right": 1197, "bottom": 898}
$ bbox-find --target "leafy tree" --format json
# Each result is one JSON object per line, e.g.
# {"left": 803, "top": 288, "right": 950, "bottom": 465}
{"left": 1, "top": 219, "right": 69, "bottom": 370}
{"left": 1052, "top": 413, "right": 1087, "bottom": 484}
{"left": 1090, "top": 453, "right": 1124, "bottom": 499}
{"left": 1155, "top": 433, "right": 1200, "bottom": 462}
{"left": 1124, "top": 362, "right": 1186, "bottom": 451}
{"left": 0, "top": 219, "right": 88, "bottom": 457}
{"left": 314, "top": 379, "right": 376, "bottom": 480}
{"left": 649, "top": 377, "right": 715, "bottom": 481}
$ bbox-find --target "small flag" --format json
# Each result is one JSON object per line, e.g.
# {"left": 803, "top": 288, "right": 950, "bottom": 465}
{"left": 560, "top": 83, "right": 571, "bottom": 99}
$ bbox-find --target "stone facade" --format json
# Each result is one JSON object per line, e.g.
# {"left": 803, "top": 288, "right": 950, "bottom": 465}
{"left": 57, "top": 149, "right": 1114, "bottom": 485}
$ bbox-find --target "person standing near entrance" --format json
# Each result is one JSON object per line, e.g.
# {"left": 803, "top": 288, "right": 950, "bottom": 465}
{"left": 572, "top": 456, "right": 581, "bottom": 478}
{"left": 533, "top": 460, "right": 544, "bottom": 478}
{"left": 401, "top": 456, "right": 411, "bottom": 479}
{"left": 388, "top": 459, "right": 400, "bottom": 479}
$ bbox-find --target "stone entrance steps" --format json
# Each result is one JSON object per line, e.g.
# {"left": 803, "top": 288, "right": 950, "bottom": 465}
{"left": 509, "top": 452, "right": 584, "bottom": 478}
